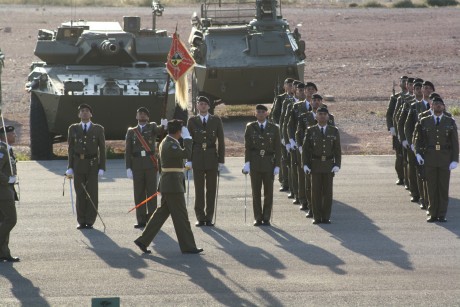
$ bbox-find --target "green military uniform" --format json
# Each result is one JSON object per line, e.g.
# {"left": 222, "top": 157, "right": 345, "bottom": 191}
{"left": 187, "top": 114, "right": 225, "bottom": 223}
{"left": 125, "top": 122, "right": 162, "bottom": 226}
{"left": 414, "top": 114, "right": 459, "bottom": 220}
{"left": 68, "top": 121, "right": 106, "bottom": 226}
{"left": 279, "top": 95, "right": 296, "bottom": 193}
{"left": 386, "top": 90, "right": 404, "bottom": 183}
{"left": 270, "top": 91, "right": 288, "bottom": 189}
{"left": 136, "top": 135, "right": 199, "bottom": 252}
{"left": 281, "top": 96, "right": 299, "bottom": 199}
{"left": 394, "top": 91, "right": 412, "bottom": 187}
{"left": 302, "top": 124, "right": 341, "bottom": 223}
{"left": 244, "top": 121, "right": 281, "bottom": 223}
{"left": 0, "top": 141, "right": 17, "bottom": 260}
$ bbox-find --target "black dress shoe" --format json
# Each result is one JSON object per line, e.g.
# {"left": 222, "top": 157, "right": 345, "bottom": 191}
{"left": 134, "top": 223, "right": 146, "bottom": 229}
{"left": 85, "top": 224, "right": 93, "bottom": 229}
{"left": 438, "top": 217, "right": 447, "bottom": 222}
{"left": 322, "top": 219, "right": 331, "bottom": 224}
{"left": 195, "top": 221, "right": 205, "bottom": 227}
{"left": 396, "top": 179, "right": 404, "bottom": 185}
{"left": 410, "top": 197, "right": 420, "bottom": 203}
{"left": 134, "top": 239, "right": 151, "bottom": 254}
{"left": 76, "top": 224, "right": 85, "bottom": 230}
{"left": 287, "top": 193, "right": 294, "bottom": 199}
{"left": 404, "top": 185, "right": 410, "bottom": 190}
{"left": 279, "top": 186, "right": 289, "bottom": 192}
{"left": 299, "top": 204, "right": 308, "bottom": 211}
{"left": 262, "top": 220, "right": 271, "bottom": 226}
{"left": 182, "top": 248, "right": 204, "bottom": 254}
{"left": 312, "top": 219, "right": 321, "bottom": 224}
{"left": 0, "top": 256, "right": 20, "bottom": 262}
{"left": 305, "top": 210, "right": 313, "bottom": 218}
{"left": 253, "top": 220, "right": 262, "bottom": 226}
{"left": 420, "top": 204, "right": 427, "bottom": 210}
{"left": 293, "top": 198, "right": 300, "bottom": 204}
{"left": 205, "top": 221, "right": 214, "bottom": 226}
{"left": 426, "top": 217, "right": 437, "bottom": 223}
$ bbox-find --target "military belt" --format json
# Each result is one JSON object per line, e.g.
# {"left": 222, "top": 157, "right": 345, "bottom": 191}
{"left": 161, "top": 168, "right": 184, "bottom": 173}
{"left": 426, "top": 145, "right": 451, "bottom": 151}
{"left": 312, "top": 155, "right": 334, "bottom": 161}
{"left": 194, "top": 143, "right": 216, "bottom": 150}
{"left": 75, "top": 153, "right": 97, "bottom": 160}
{"left": 132, "top": 151, "right": 155, "bottom": 157}
{"left": 252, "top": 149, "right": 274, "bottom": 157}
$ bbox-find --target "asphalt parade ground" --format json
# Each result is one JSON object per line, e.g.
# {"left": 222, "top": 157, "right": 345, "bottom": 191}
{"left": 1, "top": 156, "right": 459, "bottom": 306}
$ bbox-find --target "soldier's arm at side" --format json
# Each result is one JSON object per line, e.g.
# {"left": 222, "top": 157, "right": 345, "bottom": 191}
{"left": 274, "top": 126, "right": 281, "bottom": 168}
{"left": 67, "top": 125, "right": 75, "bottom": 169}
{"left": 334, "top": 128, "right": 342, "bottom": 168}
{"left": 302, "top": 129, "right": 312, "bottom": 169}
{"left": 244, "top": 124, "right": 251, "bottom": 162}
{"left": 125, "top": 129, "right": 133, "bottom": 169}
{"left": 451, "top": 119, "right": 459, "bottom": 162}
{"left": 98, "top": 126, "right": 107, "bottom": 171}
{"left": 414, "top": 121, "right": 424, "bottom": 155}
{"left": 386, "top": 96, "right": 396, "bottom": 130}
{"left": 0, "top": 148, "right": 10, "bottom": 184}
{"left": 217, "top": 117, "right": 225, "bottom": 164}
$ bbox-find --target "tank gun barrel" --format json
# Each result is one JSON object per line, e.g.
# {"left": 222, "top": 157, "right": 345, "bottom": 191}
{"left": 99, "top": 40, "right": 119, "bottom": 56}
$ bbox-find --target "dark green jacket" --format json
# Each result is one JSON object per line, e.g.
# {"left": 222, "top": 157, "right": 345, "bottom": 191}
{"left": 302, "top": 125, "right": 341, "bottom": 173}
{"left": 158, "top": 136, "right": 192, "bottom": 193}
{"left": 125, "top": 122, "right": 162, "bottom": 170}
{"left": 244, "top": 121, "right": 281, "bottom": 172}
{"left": 0, "top": 142, "right": 15, "bottom": 201}
{"left": 68, "top": 122, "right": 106, "bottom": 173}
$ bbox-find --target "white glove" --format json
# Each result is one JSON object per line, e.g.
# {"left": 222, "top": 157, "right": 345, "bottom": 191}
{"left": 185, "top": 161, "right": 192, "bottom": 170}
{"left": 281, "top": 139, "right": 285, "bottom": 146}
{"left": 331, "top": 166, "right": 340, "bottom": 173}
{"left": 402, "top": 140, "right": 409, "bottom": 149}
{"left": 416, "top": 154, "right": 424, "bottom": 165}
{"left": 242, "top": 161, "right": 250, "bottom": 174}
{"left": 285, "top": 143, "right": 291, "bottom": 151}
{"left": 218, "top": 163, "right": 224, "bottom": 172}
{"left": 273, "top": 166, "right": 280, "bottom": 175}
{"left": 98, "top": 169, "right": 104, "bottom": 177}
{"left": 298, "top": 146, "right": 302, "bottom": 154}
{"left": 410, "top": 144, "right": 415, "bottom": 152}
{"left": 449, "top": 161, "right": 458, "bottom": 171}
{"left": 303, "top": 165, "right": 311, "bottom": 174}
{"left": 289, "top": 139, "right": 297, "bottom": 150}
{"left": 126, "top": 168, "right": 133, "bottom": 179}
{"left": 389, "top": 127, "right": 396, "bottom": 136}
{"left": 8, "top": 176, "right": 17, "bottom": 184}
{"left": 181, "top": 126, "right": 192, "bottom": 139}
{"left": 65, "top": 168, "right": 74, "bottom": 178}
{"left": 160, "top": 118, "right": 168, "bottom": 128}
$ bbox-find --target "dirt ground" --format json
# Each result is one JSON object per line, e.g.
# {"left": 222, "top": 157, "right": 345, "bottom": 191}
{"left": 0, "top": 5, "right": 459, "bottom": 157}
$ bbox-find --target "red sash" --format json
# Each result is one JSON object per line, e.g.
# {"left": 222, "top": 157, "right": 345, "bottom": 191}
{"left": 133, "top": 127, "right": 158, "bottom": 170}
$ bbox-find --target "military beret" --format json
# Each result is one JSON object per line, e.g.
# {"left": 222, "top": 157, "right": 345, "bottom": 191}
{"left": 0, "top": 125, "right": 14, "bottom": 134}
{"left": 429, "top": 92, "right": 441, "bottom": 99}
{"left": 407, "top": 77, "right": 415, "bottom": 83}
{"left": 422, "top": 81, "right": 435, "bottom": 91}
{"left": 285, "top": 78, "right": 294, "bottom": 84}
{"left": 292, "top": 80, "right": 301, "bottom": 86}
{"left": 167, "top": 119, "right": 183, "bottom": 132}
{"left": 432, "top": 97, "right": 444, "bottom": 104}
{"left": 414, "top": 82, "right": 423, "bottom": 88}
{"left": 317, "top": 106, "right": 329, "bottom": 114}
{"left": 256, "top": 104, "right": 268, "bottom": 111}
{"left": 312, "top": 93, "right": 323, "bottom": 100}
{"left": 78, "top": 103, "right": 93, "bottom": 113}
{"left": 296, "top": 83, "right": 306, "bottom": 89}
{"left": 400, "top": 76, "right": 408, "bottom": 80}
{"left": 196, "top": 96, "right": 210, "bottom": 105}
{"left": 414, "top": 78, "right": 424, "bottom": 84}
{"left": 305, "top": 82, "right": 318, "bottom": 91}
{"left": 137, "top": 107, "right": 150, "bottom": 116}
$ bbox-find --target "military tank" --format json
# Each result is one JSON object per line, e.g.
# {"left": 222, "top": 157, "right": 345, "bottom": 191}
{"left": 26, "top": 1, "right": 178, "bottom": 160}
{"left": 189, "top": 0, "right": 305, "bottom": 112}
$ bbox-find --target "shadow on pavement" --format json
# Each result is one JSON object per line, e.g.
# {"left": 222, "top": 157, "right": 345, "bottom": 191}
{"left": 81, "top": 229, "right": 148, "bottom": 279}
{"left": 260, "top": 226, "right": 346, "bottom": 275}
{"left": 322, "top": 200, "right": 413, "bottom": 271}
{"left": 0, "top": 263, "right": 50, "bottom": 306}
{"left": 436, "top": 197, "right": 460, "bottom": 238}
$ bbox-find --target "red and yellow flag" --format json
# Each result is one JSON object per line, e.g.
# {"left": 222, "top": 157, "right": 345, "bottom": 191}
{"left": 166, "top": 32, "right": 195, "bottom": 82}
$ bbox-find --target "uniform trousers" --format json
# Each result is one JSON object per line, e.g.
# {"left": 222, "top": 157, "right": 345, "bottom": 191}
{"left": 74, "top": 169, "right": 98, "bottom": 225}
{"left": 394, "top": 137, "right": 404, "bottom": 180}
{"left": 0, "top": 198, "right": 16, "bottom": 258}
{"left": 193, "top": 168, "right": 218, "bottom": 222}
{"left": 425, "top": 165, "right": 451, "bottom": 218}
{"left": 133, "top": 169, "right": 157, "bottom": 225}
{"left": 280, "top": 146, "right": 289, "bottom": 188}
{"left": 295, "top": 151, "right": 306, "bottom": 203}
{"left": 311, "top": 172, "right": 334, "bottom": 221}
{"left": 250, "top": 170, "right": 274, "bottom": 221}
{"left": 407, "top": 150, "right": 420, "bottom": 198}
{"left": 290, "top": 150, "right": 299, "bottom": 197}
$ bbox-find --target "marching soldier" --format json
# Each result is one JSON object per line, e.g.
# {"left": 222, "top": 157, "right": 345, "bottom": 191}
{"left": 187, "top": 96, "right": 225, "bottom": 226}
{"left": 242, "top": 105, "right": 281, "bottom": 226}
{"left": 134, "top": 120, "right": 203, "bottom": 254}
{"left": 386, "top": 76, "right": 408, "bottom": 185}
{"left": 414, "top": 97, "right": 458, "bottom": 222}
{"left": 0, "top": 125, "right": 20, "bottom": 262}
{"left": 296, "top": 94, "right": 335, "bottom": 214}
{"left": 302, "top": 107, "right": 341, "bottom": 224}
{"left": 125, "top": 107, "right": 167, "bottom": 228}
{"left": 65, "top": 104, "right": 106, "bottom": 230}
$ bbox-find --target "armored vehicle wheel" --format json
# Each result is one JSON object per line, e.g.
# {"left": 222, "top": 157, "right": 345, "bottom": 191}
{"left": 30, "top": 93, "right": 53, "bottom": 160}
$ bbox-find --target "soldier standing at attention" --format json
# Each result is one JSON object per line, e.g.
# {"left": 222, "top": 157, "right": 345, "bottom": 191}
{"left": 386, "top": 76, "right": 408, "bottom": 186}
{"left": 65, "top": 104, "right": 106, "bottom": 230}
{"left": 302, "top": 107, "right": 341, "bottom": 224}
{"left": 125, "top": 107, "right": 167, "bottom": 229}
{"left": 242, "top": 105, "right": 281, "bottom": 226}
{"left": 134, "top": 120, "right": 203, "bottom": 254}
{"left": 0, "top": 125, "right": 20, "bottom": 262}
{"left": 414, "top": 97, "right": 458, "bottom": 222}
{"left": 187, "top": 96, "right": 225, "bottom": 227}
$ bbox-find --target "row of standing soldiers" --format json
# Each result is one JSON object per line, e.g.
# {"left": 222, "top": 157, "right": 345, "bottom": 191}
{"left": 386, "top": 76, "right": 458, "bottom": 222}
{"left": 264, "top": 78, "right": 342, "bottom": 225}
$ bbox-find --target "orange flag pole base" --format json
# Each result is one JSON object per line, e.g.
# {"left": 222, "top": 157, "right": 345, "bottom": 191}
{"left": 127, "top": 191, "right": 160, "bottom": 213}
